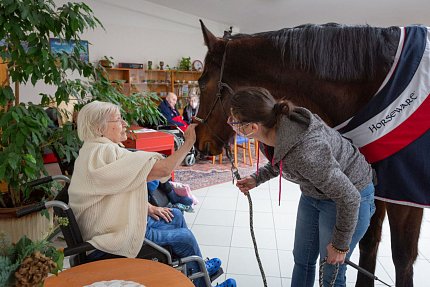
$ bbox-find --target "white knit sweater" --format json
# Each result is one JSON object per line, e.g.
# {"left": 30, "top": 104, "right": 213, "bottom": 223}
{"left": 68, "top": 137, "right": 168, "bottom": 258}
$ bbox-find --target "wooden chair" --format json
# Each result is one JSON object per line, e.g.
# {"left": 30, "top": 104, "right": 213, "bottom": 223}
{"left": 234, "top": 134, "right": 253, "bottom": 167}
{"left": 212, "top": 134, "right": 253, "bottom": 167}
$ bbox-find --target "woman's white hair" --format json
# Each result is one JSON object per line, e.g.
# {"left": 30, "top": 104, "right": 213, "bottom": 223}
{"left": 77, "top": 101, "right": 119, "bottom": 141}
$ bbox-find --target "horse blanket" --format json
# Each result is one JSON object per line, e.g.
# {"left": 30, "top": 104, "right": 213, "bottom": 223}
{"left": 336, "top": 26, "right": 430, "bottom": 208}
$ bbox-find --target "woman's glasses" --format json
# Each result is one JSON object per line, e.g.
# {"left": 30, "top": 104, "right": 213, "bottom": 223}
{"left": 227, "top": 116, "right": 250, "bottom": 127}
{"left": 227, "top": 116, "right": 241, "bottom": 126}
{"left": 108, "top": 117, "right": 127, "bottom": 124}
{"left": 227, "top": 116, "right": 253, "bottom": 137}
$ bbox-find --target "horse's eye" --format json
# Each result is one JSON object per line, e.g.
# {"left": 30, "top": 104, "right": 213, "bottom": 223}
{"left": 198, "top": 80, "right": 206, "bottom": 91}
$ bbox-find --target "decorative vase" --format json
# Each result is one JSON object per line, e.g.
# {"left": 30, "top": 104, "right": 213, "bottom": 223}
{"left": 0, "top": 205, "right": 54, "bottom": 244}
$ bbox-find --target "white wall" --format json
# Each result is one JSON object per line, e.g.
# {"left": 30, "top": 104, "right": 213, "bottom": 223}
{"left": 18, "top": 0, "right": 227, "bottom": 103}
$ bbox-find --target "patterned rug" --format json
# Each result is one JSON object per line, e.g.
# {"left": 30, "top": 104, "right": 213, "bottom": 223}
{"left": 174, "top": 155, "right": 268, "bottom": 190}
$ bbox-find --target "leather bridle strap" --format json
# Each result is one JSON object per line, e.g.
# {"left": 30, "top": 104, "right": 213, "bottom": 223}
{"left": 194, "top": 40, "right": 233, "bottom": 148}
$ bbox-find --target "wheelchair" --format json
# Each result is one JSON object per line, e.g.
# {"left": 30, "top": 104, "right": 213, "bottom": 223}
{"left": 154, "top": 124, "right": 197, "bottom": 166}
{"left": 16, "top": 175, "right": 222, "bottom": 287}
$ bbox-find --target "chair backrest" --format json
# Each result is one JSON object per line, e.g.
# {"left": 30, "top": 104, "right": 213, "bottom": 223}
{"left": 53, "top": 185, "right": 94, "bottom": 265}
{"left": 51, "top": 145, "right": 76, "bottom": 176}
{"left": 235, "top": 134, "right": 249, "bottom": 144}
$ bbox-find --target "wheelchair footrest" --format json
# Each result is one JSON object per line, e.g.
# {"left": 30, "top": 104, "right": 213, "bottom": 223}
{"left": 210, "top": 267, "right": 224, "bottom": 282}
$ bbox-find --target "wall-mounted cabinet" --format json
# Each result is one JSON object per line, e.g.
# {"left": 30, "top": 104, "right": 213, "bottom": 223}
{"left": 104, "top": 68, "right": 145, "bottom": 96}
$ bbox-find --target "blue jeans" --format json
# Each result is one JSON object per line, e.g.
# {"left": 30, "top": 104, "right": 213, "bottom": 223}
{"left": 291, "top": 183, "right": 375, "bottom": 287}
{"left": 145, "top": 208, "right": 205, "bottom": 287}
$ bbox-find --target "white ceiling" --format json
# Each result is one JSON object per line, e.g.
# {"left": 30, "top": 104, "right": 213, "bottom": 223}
{"left": 144, "top": 0, "right": 430, "bottom": 33}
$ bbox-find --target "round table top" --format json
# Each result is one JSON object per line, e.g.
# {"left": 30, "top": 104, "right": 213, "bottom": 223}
{"left": 45, "top": 258, "right": 194, "bottom": 287}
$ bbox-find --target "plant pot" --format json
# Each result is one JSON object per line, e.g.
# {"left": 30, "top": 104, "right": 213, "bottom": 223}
{"left": 99, "top": 59, "right": 113, "bottom": 68}
{"left": 0, "top": 205, "right": 54, "bottom": 243}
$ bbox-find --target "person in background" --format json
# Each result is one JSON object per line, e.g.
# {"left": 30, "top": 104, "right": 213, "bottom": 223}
{"left": 183, "top": 94, "right": 199, "bottom": 124}
{"left": 158, "top": 92, "right": 187, "bottom": 127}
{"left": 69, "top": 101, "right": 235, "bottom": 287}
{"left": 230, "top": 87, "right": 375, "bottom": 287}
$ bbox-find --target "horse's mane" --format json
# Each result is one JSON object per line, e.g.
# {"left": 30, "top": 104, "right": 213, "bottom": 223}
{"left": 230, "top": 23, "right": 399, "bottom": 81}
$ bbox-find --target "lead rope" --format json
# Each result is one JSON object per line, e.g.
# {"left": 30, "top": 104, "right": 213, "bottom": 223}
{"left": 225, "top": 145, "right": 267, "bottom": 287}
{"left": 319, "top": 257, "right": 339, "bottom": 287}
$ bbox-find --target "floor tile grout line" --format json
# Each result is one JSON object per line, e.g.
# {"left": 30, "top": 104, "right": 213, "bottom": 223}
{"left": 376, "top": 257, "right": 395, "bottom": 284}
{"left": 225, "top": 186, "right": 240, "bottom": 275}
{"left": 268, "top": 177, "right": 289, "bottom": 284}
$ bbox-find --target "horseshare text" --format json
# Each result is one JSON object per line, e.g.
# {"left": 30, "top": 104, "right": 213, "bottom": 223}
{"left": 368, "top": 92, "right": 417, "bottom": 133}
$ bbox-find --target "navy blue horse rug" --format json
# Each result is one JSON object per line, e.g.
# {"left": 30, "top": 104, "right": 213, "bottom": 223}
{"left": 336, "top": 26, "right": 430, "bottom": 208}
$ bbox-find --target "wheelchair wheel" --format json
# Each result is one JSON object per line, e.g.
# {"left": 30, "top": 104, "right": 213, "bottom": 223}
{"left": 173, "top": 136, "right": 183, "bottom": 151}
{"left": 183, "top": 153, "right": 196, "bottom": 166}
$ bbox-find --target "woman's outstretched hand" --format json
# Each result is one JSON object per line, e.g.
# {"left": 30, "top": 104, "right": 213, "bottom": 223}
{"left": 236, "top": 176, "right": 257, "bottom": 195}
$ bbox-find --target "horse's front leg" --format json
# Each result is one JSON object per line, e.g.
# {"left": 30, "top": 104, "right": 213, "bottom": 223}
{"left": 387, "top": 203, "right": 423, "bottom": 287}
{"left": 355, "top": 199, "right": 386, "bottom": 287}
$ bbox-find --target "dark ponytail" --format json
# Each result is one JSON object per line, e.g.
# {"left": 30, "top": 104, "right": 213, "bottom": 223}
{"left": 230, "top": 87, "right": 295, "bottom": 128}
{"left": 273, "top": 100, "right": 295, "bottom": 123}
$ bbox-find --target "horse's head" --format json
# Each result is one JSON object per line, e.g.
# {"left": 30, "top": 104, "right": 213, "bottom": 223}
{"left": 194, "top": 21, "right": 230, "bottom": 155}
{"left": 195, "top": 21, "right": 282, "bottom": 155}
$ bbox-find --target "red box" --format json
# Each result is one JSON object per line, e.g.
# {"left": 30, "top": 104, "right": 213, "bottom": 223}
{"left": 123, "top": 127, "right": 174, "bottom": 155}
{"left": 122, "top": 126, "right": 175, "bottom": 179}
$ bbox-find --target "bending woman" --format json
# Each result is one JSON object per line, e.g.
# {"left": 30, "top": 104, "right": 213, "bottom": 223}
{"left": 69, "top": 101, "right": 235, "bottom": 287}
{"left": 231, "top": 87, "right": 375, "bottom": 287}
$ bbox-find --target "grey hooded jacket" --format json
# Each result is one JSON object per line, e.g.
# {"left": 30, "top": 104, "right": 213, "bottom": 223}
{"left": 250, "top": 107, "right": 373, "bottom": 250}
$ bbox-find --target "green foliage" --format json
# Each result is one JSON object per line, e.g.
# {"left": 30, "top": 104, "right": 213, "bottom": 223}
{"left": 0, "top": 0, "right": 166, "bottom": 207}
{"left": 179, "top": 56, "right": 191, "bottom": 71}
{"left": 87, "top": 64, "right": 165, "bottom": 126}
{"left": 0, "top": 233, "right": 63, "bottom": 286}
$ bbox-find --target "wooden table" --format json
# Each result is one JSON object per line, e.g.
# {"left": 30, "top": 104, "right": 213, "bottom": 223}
{"left": 45, "top": 258, "right": 194, "bottom": 287}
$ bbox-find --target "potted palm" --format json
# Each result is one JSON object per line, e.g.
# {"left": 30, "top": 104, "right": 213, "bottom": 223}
{"left": 0, "top": 0, "right": 164, "bottom": 243}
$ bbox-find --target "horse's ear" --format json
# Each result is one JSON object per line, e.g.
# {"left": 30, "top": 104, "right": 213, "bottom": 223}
{"left": 200, "top": 19, "right": 219, "bottom": 51}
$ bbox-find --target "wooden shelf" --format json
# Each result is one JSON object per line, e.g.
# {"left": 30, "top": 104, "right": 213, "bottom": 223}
{"left": 105, "top": 67, "right": 201, "bottom": 113}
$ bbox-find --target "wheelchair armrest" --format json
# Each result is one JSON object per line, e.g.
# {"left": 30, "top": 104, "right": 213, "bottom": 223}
{"left": 26, "top": 175, "right": 70, "bottom": 188}
{"left": 154, "top": 124, "right": 180, "bottom": 131}
{"left": 143, "top": 239, "right": 172, "bottom": 264}
{"left": 63, "top": 242, "right": 96, "bottom": 257}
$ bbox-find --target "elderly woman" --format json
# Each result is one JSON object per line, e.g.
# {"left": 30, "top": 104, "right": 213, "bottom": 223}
{"left": 183, "top": 94, "right": 199, "bottom": 125}
{"left": 69, "top": 101, "right": 235, "bottom": 287}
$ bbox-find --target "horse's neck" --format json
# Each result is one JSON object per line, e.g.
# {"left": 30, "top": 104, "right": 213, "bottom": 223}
{"left": 286, "top": 79, "right": 384, "bottom": 127}
{"left": 254, "top": 61, "right": 391, "bottom": 127}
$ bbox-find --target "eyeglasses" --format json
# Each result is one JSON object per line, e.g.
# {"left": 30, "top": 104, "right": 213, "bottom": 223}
{"left": 107, "top": 118, "right": 127, "bottom": 124}
{"left": 227, "top": 116, "right": 250, "bottom": 127}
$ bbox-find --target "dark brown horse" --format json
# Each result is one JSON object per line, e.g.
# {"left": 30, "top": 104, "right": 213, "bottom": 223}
{"left": 195, "top": 21, "right": 430, "bottom": 287}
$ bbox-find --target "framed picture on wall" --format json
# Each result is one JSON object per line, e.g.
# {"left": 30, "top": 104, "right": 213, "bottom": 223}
{"left": 49, "top": 38, "right": 89, "bottom": 63}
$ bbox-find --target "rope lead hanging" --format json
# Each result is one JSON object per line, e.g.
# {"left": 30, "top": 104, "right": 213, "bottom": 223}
{"left": 225, "top": 145, "right": 267, "bottom": 287}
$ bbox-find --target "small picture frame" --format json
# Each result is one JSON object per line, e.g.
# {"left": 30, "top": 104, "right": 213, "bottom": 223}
{"left": 49, "top": 38, "right": 89, "bottom": 63}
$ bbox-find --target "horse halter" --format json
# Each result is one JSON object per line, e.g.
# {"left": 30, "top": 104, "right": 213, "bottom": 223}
{"left": 193, "top": 40, "right": 240, "bottom": 178}
{"left": 194, "top": 40, "right": 234, "bottom": 125}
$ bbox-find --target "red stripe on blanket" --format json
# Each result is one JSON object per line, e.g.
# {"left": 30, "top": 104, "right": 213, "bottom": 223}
{"left": 360, "top": 93, "right": 430, "bottom": 163}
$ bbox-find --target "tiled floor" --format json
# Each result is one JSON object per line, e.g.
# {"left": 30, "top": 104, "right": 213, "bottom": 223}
{"left": 185, "top": 178, "right": 430, "bottom": 287}
{"left": 58, "top": 176, "right": 430, "bottom": 286}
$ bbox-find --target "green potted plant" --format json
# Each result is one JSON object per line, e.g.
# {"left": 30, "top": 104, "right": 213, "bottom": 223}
{"left": 0, "top": 0, "right": 166, "bottom": 244}
{"left": 178, "top": 57, "right": 191, "bottom": 71}
{"left": 0, "top": 232, "right": 64, "bottom": 287}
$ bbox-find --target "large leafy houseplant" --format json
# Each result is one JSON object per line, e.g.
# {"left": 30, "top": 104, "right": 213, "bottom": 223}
{"left": 0, "top": 0, "right": 164, "bottom": 208}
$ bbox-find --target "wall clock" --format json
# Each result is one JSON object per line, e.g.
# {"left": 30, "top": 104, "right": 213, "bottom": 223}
{"left": 192, "top": 60, "right": 203, "bottom": 71}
